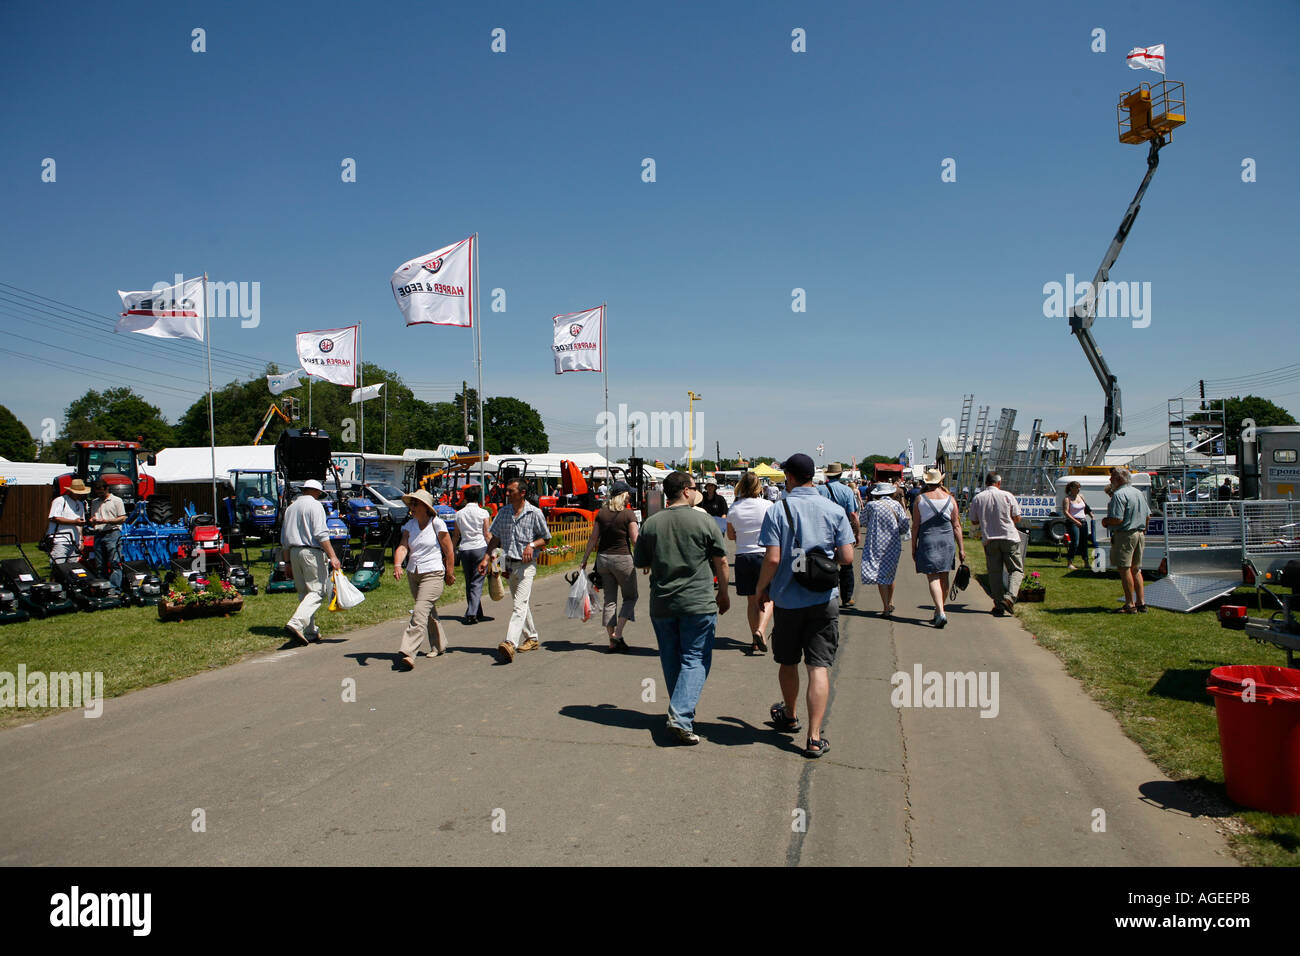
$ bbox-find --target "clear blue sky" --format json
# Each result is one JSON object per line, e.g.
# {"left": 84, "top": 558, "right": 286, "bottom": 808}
{"left": 1, "top": 0, "right": 1297, "bottom": 464}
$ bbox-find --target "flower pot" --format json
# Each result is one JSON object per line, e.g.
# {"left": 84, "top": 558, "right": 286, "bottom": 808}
{"left": 1016, "top": 588, "right": 1045, "bottom": 603}
{"left": 158, "top": 596, "right": 244, "bottom": 622}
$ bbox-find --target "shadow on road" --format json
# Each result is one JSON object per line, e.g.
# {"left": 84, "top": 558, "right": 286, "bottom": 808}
{"left": 544, "top": 639, "right": 658, "bottom": 658}
{"left": 559, "top": 703, "right": 801, "bottom": 752}
{"left": 1138, "top": 779, "right": 1236, "bottom": 819}
{"left": 345, "top": 651, "right": 413, "bottom": 671}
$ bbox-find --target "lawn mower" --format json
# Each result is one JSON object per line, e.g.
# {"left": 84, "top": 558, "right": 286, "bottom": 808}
{"left": 48, "top": 556, "right": 123, "bottom": 611}
{"left": 350, "top": 546, "right": 385, "bottom": 591}
{"left": 266, "top": 546, "right": 298, "bottom": 594}
{"left": 117, "top": 560, "right": 164, "bottom": 607}
{"left": 0, "top": 536, "right": 76, "bottom": 618}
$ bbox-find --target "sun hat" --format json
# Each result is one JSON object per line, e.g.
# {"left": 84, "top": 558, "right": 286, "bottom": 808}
{"left": 301, "top": 479, "right": 324, "bottom": 493}
{"left": 67, "top": 478, "right": 90, "bottom": 495}
{"left": 402, "top": 488, "right": 437, "bottom": 512}
{"left": 870, "top": 482, "right": 895, "bottom": 497}
{"left": 923, "top": 468, "right": 945, "bottom": 485}
{"left": 825, "top": 462, "right": 843, "bottom": 477}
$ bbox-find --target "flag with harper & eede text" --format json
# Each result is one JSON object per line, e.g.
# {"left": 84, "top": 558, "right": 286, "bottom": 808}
{"left": 116, "top": 276, "right": 205, "bottom": 341}
{"left": 296, "top": 326, "right": 357, "bottom": 387}
{"left": 552, "top": 306, "right": 603, "bottom": 374}
{"left": 390, "top": 236, "right": 474, "bottom": 328}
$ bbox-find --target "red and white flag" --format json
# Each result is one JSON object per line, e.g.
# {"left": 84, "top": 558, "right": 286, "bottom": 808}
{"left": 390, "top": 235, "right": 474, "bottom": 328}
{"left": 552, "top": 306, "right": 603, "bottom": 374}
{"left": 1127, "top": 44, "right": 1166, "bottom": 74}
{"left": 116, "top": 276, "right": 205, "bottom": 341}
{"left": 296, "top": 326, "right": 357, "bottom": 387}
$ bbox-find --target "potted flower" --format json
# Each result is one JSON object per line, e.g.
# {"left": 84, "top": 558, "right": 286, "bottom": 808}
{"left": 1018, "top": 571, "right": 1046, "bottom": 603}
{"left": 158, "top": 573, "right": 244, "bottom": 622}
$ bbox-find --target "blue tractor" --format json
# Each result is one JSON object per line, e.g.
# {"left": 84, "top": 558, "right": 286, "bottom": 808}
{"left": 226, "top": 469, "right": 280, "bottom": 541}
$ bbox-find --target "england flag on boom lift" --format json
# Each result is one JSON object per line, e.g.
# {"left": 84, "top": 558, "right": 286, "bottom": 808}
{"left": 1127, "top": 43, "right": 1166, "bottom": 74}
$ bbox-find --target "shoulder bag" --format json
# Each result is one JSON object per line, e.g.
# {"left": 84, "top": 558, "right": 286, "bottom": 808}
{"left": 781, "top": 498, "right": 839, "bottom": 591}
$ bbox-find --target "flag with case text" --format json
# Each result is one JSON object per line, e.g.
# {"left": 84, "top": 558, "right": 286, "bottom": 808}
{"left": 552, "top": 306, "right": 603, "bottom": 374}
{"left": 116, "top": 276, "right": 205, "bottom": 341}
{"left": 296, "top": 326, "right": 357, "bottom": 387}
{"left": 350, "top": 383, "right": 384, "bottom": 404}
{"left": 391, "top": 236, "right": 474, "bottom": 328}
{"left": 267, "top": 370, "right": 306, "bottom": 395}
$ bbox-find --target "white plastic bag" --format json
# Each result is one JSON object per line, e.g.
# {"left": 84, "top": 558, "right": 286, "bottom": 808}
{"left": 331, "top": 570, "right": 367, "bottom": 611}
{"left": 565, "top": 571, "right": 592, "bottom": 621}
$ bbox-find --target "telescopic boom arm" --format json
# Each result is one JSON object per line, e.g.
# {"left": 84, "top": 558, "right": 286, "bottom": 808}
{"left": 1069, "top": 135, "right": 1166, "bottom": 465}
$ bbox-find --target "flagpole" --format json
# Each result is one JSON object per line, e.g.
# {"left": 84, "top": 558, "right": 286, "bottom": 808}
{"left": 602, "top": 302, "right": 608, "bottom": 466}
{"left": 474, "top": 233, "right": 485, "bottom": 494}
{"left": 203, "top": 273, "right": 217, "bottom": 518}
{"left": 357, "top": 322, "right": 364, "bottom": 454}
{"left": 308, "top": 376, "right": 312, "bottom": 427}
{"left": 383, "top": 379, "right": 388, "bottom": 455}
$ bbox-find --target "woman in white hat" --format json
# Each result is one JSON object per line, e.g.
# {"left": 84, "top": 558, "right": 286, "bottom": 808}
{"left": 393, "top": 489, "right": 455, "bottom": 670}
{"left": 860, "top": 482, "right": 911, "bottom": 618}
{"left": 911, "top": 468, "right": 965, "bottom": 628}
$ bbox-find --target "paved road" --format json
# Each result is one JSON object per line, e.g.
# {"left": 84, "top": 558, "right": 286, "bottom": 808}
{"left": 0, "top": 551, "right": 1234, "bottom": 866}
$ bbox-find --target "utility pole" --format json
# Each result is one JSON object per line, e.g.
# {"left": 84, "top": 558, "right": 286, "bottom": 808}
{"left": 687, "top": 390, "right": 702, "bottom": 475}
{"left": 1199, "top": 378, "right": 1206, "bottom": 410}
{"left": 462, "top": 380, "right": 469, "bottom": 444}
{"left": 716, "top": 440, "right": 721, "bottom": 472}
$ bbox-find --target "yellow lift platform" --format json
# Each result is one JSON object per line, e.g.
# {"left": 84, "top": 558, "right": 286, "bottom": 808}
{"left": 1118, "top": 79, "right": 1186, "bottom": 144}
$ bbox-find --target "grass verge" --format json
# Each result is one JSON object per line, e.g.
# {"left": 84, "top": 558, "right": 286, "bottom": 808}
{"left": 962, "top": 524, "right": 1300, "bottom": 866}
{"left": 0, "top": 542, "right": 580, "bottom": 730}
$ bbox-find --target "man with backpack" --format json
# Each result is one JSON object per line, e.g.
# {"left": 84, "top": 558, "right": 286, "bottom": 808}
{"left": 755, "top": 454, "right": 854, "bottom": 758}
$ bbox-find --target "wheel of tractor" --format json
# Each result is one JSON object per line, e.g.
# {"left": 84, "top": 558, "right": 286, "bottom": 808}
{"left": 147, "top": 494, "right": 173, "bottom": 524}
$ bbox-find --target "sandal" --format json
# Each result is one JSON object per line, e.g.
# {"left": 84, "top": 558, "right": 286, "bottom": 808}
{"left": 770, "top": 701, "right": 800, "bottom": 733}
{"left": 1112, "top": 605, "right": 1136, "bottom": 614}
{"left": 612, "top": 638, "right": 630, "bottom": 653}
{"left": 752, "top": 631, "right": 768, "bottom": 654}
{"left": 804, "top": 735, "right": 830, "bottom": 759}
{"left": 1135, "top": 604, "right": 1147, "bottom": 613}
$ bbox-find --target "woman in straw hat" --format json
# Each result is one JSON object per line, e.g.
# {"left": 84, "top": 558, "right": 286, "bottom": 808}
{"left": 860, "top": 482, "right": 910, "bottom": 618}
{"left": 911, "top": 468, "right": 965, "bottom": 628}
{"left": 393, "top": 489, "right": 455, "bottom": 670}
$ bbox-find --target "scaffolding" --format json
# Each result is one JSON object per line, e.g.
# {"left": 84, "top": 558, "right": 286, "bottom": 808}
{"left": 1167, "top": 397, "right": 1230, "bottom": 500}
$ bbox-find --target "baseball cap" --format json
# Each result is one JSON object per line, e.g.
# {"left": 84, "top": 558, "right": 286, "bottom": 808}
{"left": 780, "top": 453, "right": 815, "bottom": 482}
{"left": 610, "top": 479, "right": 633, "bottom": 496}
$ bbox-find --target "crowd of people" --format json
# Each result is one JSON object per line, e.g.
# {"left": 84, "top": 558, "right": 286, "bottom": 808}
{"left": 272, "top": 456, "right": 1154, "bottom": 757}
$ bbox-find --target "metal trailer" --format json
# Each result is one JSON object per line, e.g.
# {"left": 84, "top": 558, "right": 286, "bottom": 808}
{"left": 1143, "top": 500, "right": 1244, "bottom": 612}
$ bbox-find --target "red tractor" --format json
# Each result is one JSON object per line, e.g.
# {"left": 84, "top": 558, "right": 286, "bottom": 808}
{"left": 55, "top": 440, "right": 162, "bottom": 517}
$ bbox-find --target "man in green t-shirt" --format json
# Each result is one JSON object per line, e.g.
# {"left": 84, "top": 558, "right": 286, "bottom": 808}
{"left": 1101, "top": 466, "right": 1151, "bottom": 613}
{"left": 633, "top": 471, "right": 730, "bottom": 745}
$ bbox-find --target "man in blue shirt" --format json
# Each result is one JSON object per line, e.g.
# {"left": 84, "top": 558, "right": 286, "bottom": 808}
{"left": 817, "top": 463, "right": 860, "bottom": 607}
{"left": 756, "top": 453, "right": 854, "bottom": 758}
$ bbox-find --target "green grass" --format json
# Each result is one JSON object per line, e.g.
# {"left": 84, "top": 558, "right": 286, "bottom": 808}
{"left": 0, "top": 542, "right": 579, "bottom": 730}
{"left": 962, "top": 523, "right": 1300, "bottom": 866}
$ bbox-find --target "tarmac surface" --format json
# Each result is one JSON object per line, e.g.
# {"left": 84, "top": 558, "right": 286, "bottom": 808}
{"left": 0, "top": 547, "right": 1235, "bottom": 866}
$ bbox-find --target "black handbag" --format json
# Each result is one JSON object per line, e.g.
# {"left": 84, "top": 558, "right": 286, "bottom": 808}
{"left": 781, "top": 499, "right": 840, "bottom": 591}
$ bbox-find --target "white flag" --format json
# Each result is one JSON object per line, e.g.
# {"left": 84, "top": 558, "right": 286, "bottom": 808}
{"left": 552, "top": 306, "right": 603, "bottom": 374}
{"left": 267, "top": 370, "right": 305, "bottom": 395}
{"left": 1127, "top": 44, "right": 1166, "bottom": 74}
{"left": 350, "top": 382, "right": 384, "bottom": 404}
{"left": 296, "top": 326, "right": 357, "bottom": 387}
{"left": 116, "top": 276, "right": 205, "bottom": 341}
{"left": 391, "top": 235, "right": 474, "bottom": 328}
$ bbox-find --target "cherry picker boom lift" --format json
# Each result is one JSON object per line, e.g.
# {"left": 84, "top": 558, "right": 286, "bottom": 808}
{"left": 1070, "top": 79, "right": 1185, "bottom": 465}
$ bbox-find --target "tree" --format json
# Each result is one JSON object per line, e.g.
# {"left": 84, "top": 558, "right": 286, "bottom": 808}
{"left": 860, "top": 454, "right": 896, "bottom": 467}
{"left": 1224, "top": 395, "right": 1297, "bottom": 456}
{"left": 40, "top": 388, "right": 175, "bottom": 461}
{"left": 483, "top": 396, "right": 548, "bottom": 454}
{"left": 0, "top": 405, "right": 36, "bottom": 461}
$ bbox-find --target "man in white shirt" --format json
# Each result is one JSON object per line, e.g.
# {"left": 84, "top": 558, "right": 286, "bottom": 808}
{"left": 281, "top": 480, "right": 342, "bottom": 645}
{"left": 453, "top": 484, "right": 493, "bottom": 625}
{"left": 968, "top": 472, "right": 1024, "bottom": 615}
{"left": 47, "top": 479, "right": 90, "bottom": 563}
{"left": 89, "top": 479, "right": 127, "bottom": 586}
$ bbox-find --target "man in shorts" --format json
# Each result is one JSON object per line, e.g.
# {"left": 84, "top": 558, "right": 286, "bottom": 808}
{"left": 1101, "top": 466, "right": 1151, "bottom": 613}
{"left": 755, "top": 453, "right": 854, "bottom": 758}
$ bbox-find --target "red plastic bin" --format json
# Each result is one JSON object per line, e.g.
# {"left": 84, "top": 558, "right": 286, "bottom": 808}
{"left": 1206, "top": 665, "right": 1300, "bottom": 815}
